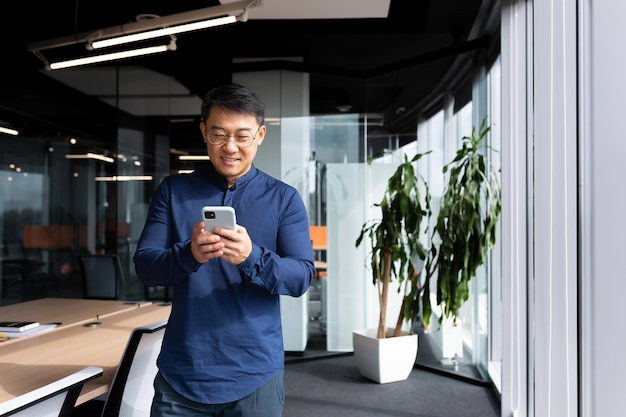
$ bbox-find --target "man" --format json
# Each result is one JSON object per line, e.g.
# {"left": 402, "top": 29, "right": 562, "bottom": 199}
{"left": 133, "top": 83, "right": 315, "bottom": 417}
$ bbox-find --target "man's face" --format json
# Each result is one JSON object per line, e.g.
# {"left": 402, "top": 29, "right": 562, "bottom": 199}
{"left": 199, "top": 106, "right": 266, "bottom": 187}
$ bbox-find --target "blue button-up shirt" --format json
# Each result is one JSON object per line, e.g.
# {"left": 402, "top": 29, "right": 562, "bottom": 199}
{"left": 133, "top": 163, "right": 315, "bottom": 403}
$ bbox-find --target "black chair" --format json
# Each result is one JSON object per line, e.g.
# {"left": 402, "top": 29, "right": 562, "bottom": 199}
{"left": 1, "top": 239, "right": 47, "bottom": 299}
{"left": 144, "top": 285, "right": 171, "bottom": 303}
{"left": 78, "top": 254, "right": 125, "bottom": 300}
{"left": 0, "top": 366, "right": 103, "bottom": 417}
{"left": 101, "top": 319, "right": 167, "bottom": 417}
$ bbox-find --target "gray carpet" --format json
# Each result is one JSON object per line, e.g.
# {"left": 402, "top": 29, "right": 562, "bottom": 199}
{"left": 73, "top": 353, "right": 500, "bottom": 417}
{"left": 283, "top": 354, "right": 500, "bottom": 417}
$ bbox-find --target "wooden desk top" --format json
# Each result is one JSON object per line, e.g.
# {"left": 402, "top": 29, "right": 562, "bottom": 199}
{"left": 0, "top": 302, "right": 171, "bottom": 405}
{"left": 0, "top": 298, "right": 152, "bottom": 346}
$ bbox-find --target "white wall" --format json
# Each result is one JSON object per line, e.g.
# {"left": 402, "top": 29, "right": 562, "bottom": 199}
{"left": 233, "top": 71, "right": 312, "bottom": 352}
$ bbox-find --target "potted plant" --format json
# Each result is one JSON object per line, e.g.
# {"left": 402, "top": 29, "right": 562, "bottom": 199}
{"left": 353, "top": 151, "right": 431, "bottom": 383}
{"left": 422, "top": 118, "right": 502, "bottom": 330}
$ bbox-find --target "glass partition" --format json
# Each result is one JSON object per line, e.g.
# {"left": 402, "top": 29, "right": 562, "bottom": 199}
{"left": 0, "top": 67, "right": 171, "bottom": 304}
{"left": 325, "top": 162, "right": 405, "bottom": 351}
{"left": 0, "top": 121, "right": 119, "bottom": 301}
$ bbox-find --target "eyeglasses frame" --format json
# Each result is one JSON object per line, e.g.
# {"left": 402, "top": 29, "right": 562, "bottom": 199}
{"left": 206, "top": 126, "right": 262, "bottom": 148}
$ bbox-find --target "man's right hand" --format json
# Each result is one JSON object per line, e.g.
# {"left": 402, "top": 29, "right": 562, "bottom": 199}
{"left": 190, "top": 221, "right": 226, "bottom": 263}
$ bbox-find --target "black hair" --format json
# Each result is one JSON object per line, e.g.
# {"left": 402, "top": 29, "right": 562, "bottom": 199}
{"left": 200, "top": 83, "right": 265, "bottom": 126}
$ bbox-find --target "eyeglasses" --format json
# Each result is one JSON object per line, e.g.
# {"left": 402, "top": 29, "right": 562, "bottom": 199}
{"left": 206, "top": 127, "right": 260, "bottom": 148}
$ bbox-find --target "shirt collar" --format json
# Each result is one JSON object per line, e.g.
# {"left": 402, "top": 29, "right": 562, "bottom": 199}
{"left": 203, "top": 162, "right": 258, "bottom": 190}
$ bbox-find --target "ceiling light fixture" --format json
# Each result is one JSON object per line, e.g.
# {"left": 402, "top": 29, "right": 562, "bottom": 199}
{"left": 50, "top": 42, "right": 176, "bottom": 70}
{"left": 95, "top": 175, "right": 153, "bottom": 182}
{"left": 65, "top": 153, "right": 115, "bottom": 163}
{"left": 28, "top": 0, "right": 259, "bottom": 70}
{"left": 179, "top": 155, "right": 210, "bottom": 161}
{"left": 0, "top": 126, "right": 19, "bottom": 136}
{"left": 90, "top": 16, "right": 237, "bottom": 49}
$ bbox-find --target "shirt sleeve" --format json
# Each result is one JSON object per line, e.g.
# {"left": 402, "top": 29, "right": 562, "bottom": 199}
{"left": 133, "top": 178, "right": 198, "bottom": 287}
{"left": 237, "top": 190, "right": 315, "bottom": 297}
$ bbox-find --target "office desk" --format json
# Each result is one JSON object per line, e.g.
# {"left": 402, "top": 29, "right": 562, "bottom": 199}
{"left": 0, "top": 298, "right": 152, "bottom": 346}
{"left": 0, "top": 302, "right": 171, "bottom": 406}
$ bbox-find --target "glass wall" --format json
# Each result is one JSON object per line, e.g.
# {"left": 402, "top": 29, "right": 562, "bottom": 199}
{"left": 0, "top": 68, "right": 171, "bottom": 304}
{"left": 1, "top": 117, "right": 111, "bottom": 302}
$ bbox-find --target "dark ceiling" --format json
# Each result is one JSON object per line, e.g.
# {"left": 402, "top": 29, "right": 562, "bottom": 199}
{"left": 0, "top": 0, "right": 495, "bottom": 154}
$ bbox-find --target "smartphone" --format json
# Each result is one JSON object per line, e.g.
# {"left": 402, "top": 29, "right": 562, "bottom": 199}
{"left": 202, "top": 206, "right": 236, "bottom": 231}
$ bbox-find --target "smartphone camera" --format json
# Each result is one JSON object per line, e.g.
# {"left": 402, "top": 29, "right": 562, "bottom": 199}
{"left": 204, "top": 211, "right": 216, "bottom": 219}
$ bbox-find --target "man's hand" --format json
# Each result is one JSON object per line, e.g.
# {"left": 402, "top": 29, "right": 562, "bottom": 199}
{"left": 190, "top": 221, "right": 252, "bottom": 265}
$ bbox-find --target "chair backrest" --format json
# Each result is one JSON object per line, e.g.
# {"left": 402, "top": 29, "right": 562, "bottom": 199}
{"left": 101, "top": 319, "right": 167, "bottom": 417}
{"left": 0, "top": 366, "right": 103, "bottom": 417}
{"left": 3, "top": 239, "right": 26, "bottom": 260}
{"left": 79, "top": 255, "right": 123, "bottom": 300}
{"left": 309, "top": 225, "right": 327, "bottom": 251}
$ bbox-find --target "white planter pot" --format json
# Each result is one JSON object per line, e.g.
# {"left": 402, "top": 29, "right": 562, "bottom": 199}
{"left": 352, "top": 328, "right": 418, "bottom": 384}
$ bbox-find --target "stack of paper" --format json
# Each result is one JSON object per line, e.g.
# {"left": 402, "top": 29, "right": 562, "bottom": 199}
{"left": 3, "top": 324, "right": 58, "bottom": 338}
{"left": 0, "top": 321, "right": 58, "bottom": 339}
{"left": 0, "top": 321, "right": 40, "bottom": 332}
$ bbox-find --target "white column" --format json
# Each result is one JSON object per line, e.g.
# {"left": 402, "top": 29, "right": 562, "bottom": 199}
{"left": 502, "top": 0, "right": 580, "bottom": 416}
{"left": 501, "top": 1, "right": 531, "bottom": 416}
{"left": 580, "top": 1, "right": 626, "bottom": 416}
{"left": 234, "top": 71, "right": 312, "bottom": 352}
{"left": 533, "top": 0, "right": 579, "bottom": 416}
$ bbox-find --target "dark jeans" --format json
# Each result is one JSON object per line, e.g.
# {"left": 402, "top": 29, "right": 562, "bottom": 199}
{"left": 150, "top": 370, "right": 284, "bottom": 417}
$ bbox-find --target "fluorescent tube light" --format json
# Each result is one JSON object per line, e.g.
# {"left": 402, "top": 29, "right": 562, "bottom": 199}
{"left": 91, "top": 16, "right": 237, "bottom": 49}
{"left": 0, "top": 126, "right": 19, "bottom": 136}
{"left": 65, "top": 153, "right": 115, "bottom": 163}
{"left": 50, "top": 44, "right": 173, "bottom": 70}
{"left": 178, "top": 155, "right": 210, "bottom": 161}
{"left": 95, "top": 176, "right": 153, "bottom": 182}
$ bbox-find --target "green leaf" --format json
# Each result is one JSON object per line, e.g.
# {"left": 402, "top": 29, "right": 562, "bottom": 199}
{"left": 355, "top": 151, "right": 432, "bottom": 337}
{"left": 425, "top": 116, "right": 501, "bottom": 327}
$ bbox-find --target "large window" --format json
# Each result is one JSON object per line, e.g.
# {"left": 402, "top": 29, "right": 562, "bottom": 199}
{"left": 486, "top": 55, "right": 502, "bottom": 392}
{"left": 408, "top": 56, "right": 502, "bottom": 384}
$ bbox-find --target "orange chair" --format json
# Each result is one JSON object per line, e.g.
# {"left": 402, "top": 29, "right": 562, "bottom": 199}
{"left": 309, "top": 225, "right": 327, "bottom": 251}
{"left": 309, "top": 226, "right": 327, "bottom": 278}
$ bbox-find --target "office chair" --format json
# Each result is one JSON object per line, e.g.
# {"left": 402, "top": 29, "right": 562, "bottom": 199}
{"left": 1, "top": 239, "right": 47, "bottom": 299}
{"left": 101, "top": 319, "right": 167, "bottom": 417}
{"left": 79, "top": 254, "right": 125, "bottom": 300}
{"left": 0, "top": 366, "right": 103, "bottom": 417}
{"left": 144, "top": 284, "right": 171, "bottom": 303}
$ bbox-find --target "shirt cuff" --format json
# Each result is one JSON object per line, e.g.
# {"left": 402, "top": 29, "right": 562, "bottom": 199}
{"left": 237, "top": 244, "right": 262, "bottom": 279}
{"left": 185, "top": 241, "right": 202, "bottom": 272}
